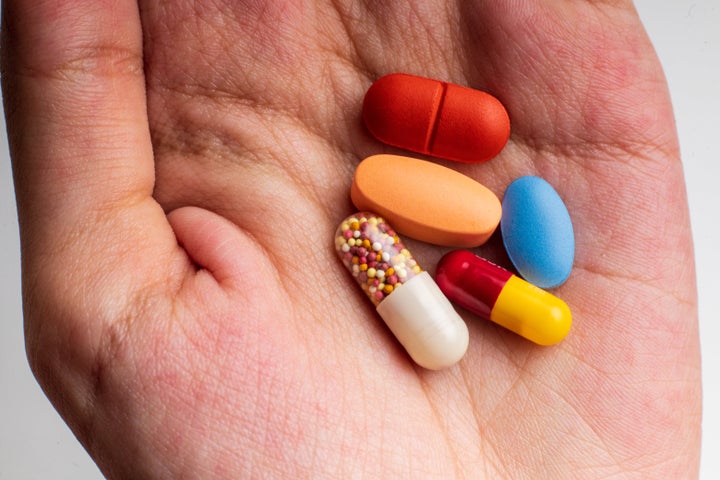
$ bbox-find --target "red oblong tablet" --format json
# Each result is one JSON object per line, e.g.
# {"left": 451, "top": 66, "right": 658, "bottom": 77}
{"left": 362, "top": 73, "right": 510, "bottom": 163}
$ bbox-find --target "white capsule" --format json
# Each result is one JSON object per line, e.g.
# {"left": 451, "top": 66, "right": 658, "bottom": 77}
{"left": 335, "top": 213, "right": 469, "bottom": 370}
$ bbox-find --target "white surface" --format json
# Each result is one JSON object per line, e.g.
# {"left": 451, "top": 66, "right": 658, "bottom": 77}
{"left": 0, "top": 1, "right": 718, "bottom": 478}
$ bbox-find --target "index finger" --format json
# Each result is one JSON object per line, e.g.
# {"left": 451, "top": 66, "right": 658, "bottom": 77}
{"left": 1, "top": 0, "right": 156, "bottom": 251}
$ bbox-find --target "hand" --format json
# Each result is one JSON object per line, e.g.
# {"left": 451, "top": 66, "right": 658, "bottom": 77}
{"left": 2, "top": 1, "right": 701, "bottom": 477}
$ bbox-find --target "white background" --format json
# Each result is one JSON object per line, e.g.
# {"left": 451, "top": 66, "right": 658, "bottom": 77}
{"left": 0, "top": 1, "right": 718, "bottom": 478}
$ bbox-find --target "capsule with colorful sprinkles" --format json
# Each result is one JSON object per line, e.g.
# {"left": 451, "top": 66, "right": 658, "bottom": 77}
{"left": 335, "top": 213, "right": 469, "bottom": 370}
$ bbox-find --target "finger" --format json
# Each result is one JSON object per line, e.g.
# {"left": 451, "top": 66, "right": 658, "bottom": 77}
{"left": 1, "top": 0, "right": 159, "bottom": 257}
{"left": 167, "top": 206, "right": 270, "bottom": 290}
{"left": 1, "top": 0, "right": 188, "bottom": 375}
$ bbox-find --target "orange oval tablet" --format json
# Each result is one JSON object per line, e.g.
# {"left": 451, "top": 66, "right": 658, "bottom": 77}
{"left": 350, "top": 154, "right": 501, "bottom": 247}
{"left": 362, "top": 73, "right": 510, "bottom": 163}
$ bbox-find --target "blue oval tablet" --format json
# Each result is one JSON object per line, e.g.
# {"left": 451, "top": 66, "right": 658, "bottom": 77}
{"left": 501, "top": 176, "right": 574, "bottom": 288}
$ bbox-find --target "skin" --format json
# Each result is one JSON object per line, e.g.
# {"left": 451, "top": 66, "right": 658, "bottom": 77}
{"left": 1, "top": 0, "right": 701, "bottom": 478}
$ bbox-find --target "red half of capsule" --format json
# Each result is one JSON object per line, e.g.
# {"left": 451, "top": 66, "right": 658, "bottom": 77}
{"left": 435, "top": 250, "right": 572, "bottom": 345}
{"left": 435, "top": 250, "right": 512, "bottom": 318}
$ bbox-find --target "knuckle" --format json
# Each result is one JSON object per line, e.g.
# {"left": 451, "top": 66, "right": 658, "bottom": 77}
{"left": 19, "top": 42, "right": 144, "bottom": 82}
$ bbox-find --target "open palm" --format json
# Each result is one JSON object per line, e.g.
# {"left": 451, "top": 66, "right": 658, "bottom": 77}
{"left": 2, "top": 0, "right": 701, "bottom": 478}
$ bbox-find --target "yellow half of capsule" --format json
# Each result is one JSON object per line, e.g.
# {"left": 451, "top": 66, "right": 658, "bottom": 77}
{"left": 490, "top": 276, "right": 572, "bottom": 345}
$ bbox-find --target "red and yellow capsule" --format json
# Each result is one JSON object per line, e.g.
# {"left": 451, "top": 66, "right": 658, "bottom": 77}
{"left": 435, "top": 250, "right": 571, "bottom": 345}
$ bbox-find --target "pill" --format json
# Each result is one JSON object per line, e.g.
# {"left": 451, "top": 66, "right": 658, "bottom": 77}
{"left": 501, "top": 176, "right": 574, "bottom": 289}
{"left": 351, "top": 154, "right": 501, "bottom": 247}
{"left": 335, "top": 213, "right": 469, "bottom": 370}
{"left": 362, "top": 72, "right": 511, "bottom": 163}
{"left": 436, "top": 250, "right": 571, "bottom": 345}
